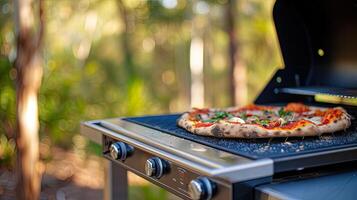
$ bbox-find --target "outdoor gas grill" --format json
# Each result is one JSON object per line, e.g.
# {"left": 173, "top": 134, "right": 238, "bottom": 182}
{"left": 81, "top": 0, "right": 357, "bottom": 199}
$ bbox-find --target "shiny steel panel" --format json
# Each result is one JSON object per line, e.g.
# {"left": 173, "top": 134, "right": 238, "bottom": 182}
{"left": 81, "top": 118, "right": 273, "bottom": 182}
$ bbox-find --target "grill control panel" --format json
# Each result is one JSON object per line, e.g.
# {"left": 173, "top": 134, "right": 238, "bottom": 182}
{"left": 145, "top": 157, "right": 169, "bottom": 178}
{"left": 102, "top": 135, "right": 231, "bottom": 200}
{"left": 109, "top": 141, "right": 134, "bottom": 161}
{"left": 188, "top": 177, "right": 216, "bottom": 200}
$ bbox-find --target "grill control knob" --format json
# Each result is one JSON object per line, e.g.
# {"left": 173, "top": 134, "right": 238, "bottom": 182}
{"left": 188, "top": 177, "right": 215, "bottom": 200}
{"left": 145, "top": 157, "right": 168, "bottom": 178}
{"left": 109, "top": 142, "right": 134, "bottom": 161}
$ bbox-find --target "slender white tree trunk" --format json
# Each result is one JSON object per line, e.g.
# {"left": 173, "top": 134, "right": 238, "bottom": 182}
{"left": 190, "top": 2, "right": 205, "bottom": 108}
{"left": 14, "top": 0, "right": 44, "bottom": 199}
{"left": 190, "top": 36, "right": 204, "bottom": 108}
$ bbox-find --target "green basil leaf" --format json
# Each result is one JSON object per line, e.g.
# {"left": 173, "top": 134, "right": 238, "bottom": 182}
{"left": 259, "top": 119, "right": 270, "bottom": 125}
{"left": 202, "top": 119, "right": 217, "bottom": 123}
{"left": 240, "top": 112, "right": 247, "bottom": 120}
{"left": 278, "top": 108, "right": 292, "bottom": 117}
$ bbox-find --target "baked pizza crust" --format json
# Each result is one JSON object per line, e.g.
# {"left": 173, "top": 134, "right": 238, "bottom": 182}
{"left": 317, "top": 111, "right": 351, "bottom": 134}
{"left": 177, "top": 106, "right": 352, "bottom": 138}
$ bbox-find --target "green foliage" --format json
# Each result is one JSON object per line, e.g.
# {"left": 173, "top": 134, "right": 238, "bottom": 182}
{"left": 238, "top": 0, "right": 282, "bottom": 101}
{"left": 0, "top": 0, "right": 15, "bottom": 140}
{"left": 129, "top": 184, "right": 168, "bottom": 200}
{"left": 0, "top": 0, "right": 281, "bottom": 159}
{"left": 0, "top": 1, "right": 16, "bottom": 169}
{"left": 0, "top": 135, "right": 15, "bottom": 169}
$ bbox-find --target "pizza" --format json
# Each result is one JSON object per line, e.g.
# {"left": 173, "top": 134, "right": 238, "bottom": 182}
{"left": 177, "top": 103, "right": 352, "bottom": 138}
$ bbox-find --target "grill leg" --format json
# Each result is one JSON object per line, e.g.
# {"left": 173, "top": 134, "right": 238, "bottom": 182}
{"left": 104, "top": 159, "right": 128, "bottom": 200}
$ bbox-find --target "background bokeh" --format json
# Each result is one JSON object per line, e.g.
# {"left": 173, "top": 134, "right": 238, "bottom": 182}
{"left": 0, "top": 0, "right": 282, "bottom": 199}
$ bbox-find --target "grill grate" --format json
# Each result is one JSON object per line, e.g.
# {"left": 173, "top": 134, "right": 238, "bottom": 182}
{"left": 124, "top": 111, "right": 357, "bottom": 160}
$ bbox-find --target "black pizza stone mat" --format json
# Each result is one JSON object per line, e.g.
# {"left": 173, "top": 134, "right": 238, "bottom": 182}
{"left": 123, "top": 114, "right": 357, "bottom": 160}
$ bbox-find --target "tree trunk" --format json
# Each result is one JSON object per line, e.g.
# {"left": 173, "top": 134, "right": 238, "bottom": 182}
{"left": 14, "top": 0, "right": 44, "bottom": 199}
{"left": 226, "top": 0, "right": 247, "bottom": 106}
{"left": 116, "top": 0, "right": 136, "bottom": 81}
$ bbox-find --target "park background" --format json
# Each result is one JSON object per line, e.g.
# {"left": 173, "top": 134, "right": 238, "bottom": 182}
{"left": 0, "top": 0, "right": 282, "bottom": 199}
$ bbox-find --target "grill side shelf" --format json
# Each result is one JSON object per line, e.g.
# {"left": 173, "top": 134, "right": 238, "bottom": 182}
{"left": 273, "top": 145, "right": 357, "bottom": 173}
{"left": 278, "top": 86, "right": 357, "bottom": 99}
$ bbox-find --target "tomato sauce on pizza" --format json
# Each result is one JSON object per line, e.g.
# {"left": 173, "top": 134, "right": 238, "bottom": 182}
{"left": 177, "top": 103, "right": 352, "bottom": 138}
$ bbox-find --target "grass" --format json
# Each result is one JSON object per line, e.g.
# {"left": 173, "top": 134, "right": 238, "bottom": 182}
{"left": 129, "top": 185, "right": 168, "bottom": 200}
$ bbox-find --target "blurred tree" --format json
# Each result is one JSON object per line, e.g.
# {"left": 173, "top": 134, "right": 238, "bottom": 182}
{"left": 226, "top": 0, "right": 247, "bottom": 106}
{"left": 117, "top": 0, "right": 136, "bottom": 82}
{"left": 190, "top": 0, "right": 205, "bottom": 108}
{"left": 13, "top": 0, "right": 44, "bottom": 199}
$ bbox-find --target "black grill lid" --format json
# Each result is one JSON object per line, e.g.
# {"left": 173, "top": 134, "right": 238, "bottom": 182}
{"left": 256, "top": 0, "right": 357, "bottom": 104}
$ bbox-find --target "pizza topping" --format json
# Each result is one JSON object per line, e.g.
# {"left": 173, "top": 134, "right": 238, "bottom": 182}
{"left": 191, "top": 108, "right": 210, "bottom": 115}
{"left": 266, "top": 120, "right": 281, "bottom": 129}
{"left": 321, "top": 108, "right": 343, "bottom": 125}
{"left": 196, "top": 114, "right": 206, "bottom": 120}
{"left": 202, "top": 119, "right": 218, "bottom": 123}
{"left": 245, "top": 115, "right": 260, "bottom": 123}
{"left": 188, "top": 104, "right": 348, "bottom": 131}
{"left": 305, "top": 116, "right": 322, "bottom": 125}
{"left": 278, "top": 119, "right": 313, "bottom": 130}
{"left": 254, "top": 118, "right": 316, "bottom": 130}
{"left": 195, "top": 122, "right": 214, "bottom": 128}
{"left": 314, "top": 109, "right": 326, "bottom": 116}
{"left": 202, "top": 111, "right": 233, "bottom": 122}
{"left": 246, "top": 110, "right": 264, "bottom": 116}
{"left": 198, "top": 110, "right": 236, "bottom": 123}
{"left": 278, "top": 107, "right": 292, "bottom": 117}
{"left": 189, "top": 108, "right": 211, "bottom": 121}
{"left": 285, "top": 102, "right": 309, "bottom": 113}
{"left": 263, "top": 110, "right": 274, "bottom": 115}
{"left": 280, "top": 121, "right": 301, "bottom": 129}
{"left": 214, "top": 111, "right": 234, "bottom": 119}
{"left": 240, "top": 112, "right": 248, "bottom": 120}
{"left": 239, "top": 104, "right": 274, "bottom": 111}
{"left": 179, "top": 103, "right": 351, "bottom": 138}
{"left": 257, "top": 119, "right": 270, "bottom": 126}
{"left": 228, "top": 117, "right": 245, "bottom": 123}
{"left": 278, "top": 117, "right": 287, "bottom": 125}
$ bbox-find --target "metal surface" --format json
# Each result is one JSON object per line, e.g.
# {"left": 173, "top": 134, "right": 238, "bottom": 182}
{"left": 81, "top": 120, "right": 272, "bottom": 199}
{"left": 278, "top": 87, "right": 357, "bottom": 99}
{"left": 104, "top": 160, "right": 128, "bottom": 200}
{"left": 257, "top": 0, "right": 357, "bottom": 105}
{"left": 256, "top": 169, "right": 357, "bottom": 200}
{"left": 145, "top": 158, "right": 156, "bottom": 177}
{"left": 273, "top": 145, "right": 357, "bottom": 172}
{"left": 102, "top": 135, "right": 235, "bottom": 199}
{"left": 188, "top": 179, "right": 204, "bottom": 200}
{"left": 110, "top": 142, "right": 121, "bottom": 160}
{"left": 201, "top": 178, "right": 214, "bottom": 200}
{"left": 80, "top": 120, "right": 102, "bottom": 144}
{"left": 273, "top": 0, "right": 357, "bottom": 88}
{"left": 144, "top": 157, "right": 166, "bottom": 178}
{"left": 90, "top": 119, "right": 274, "bottom": 182}
{"left": 188, "top": 177, "right": 214, "bottom": 200}
{"left": 152, "top": 157, "right": 165, "bottom": 178}
{"left": 255, "top": 188, "right": 295, "bottom": 200}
